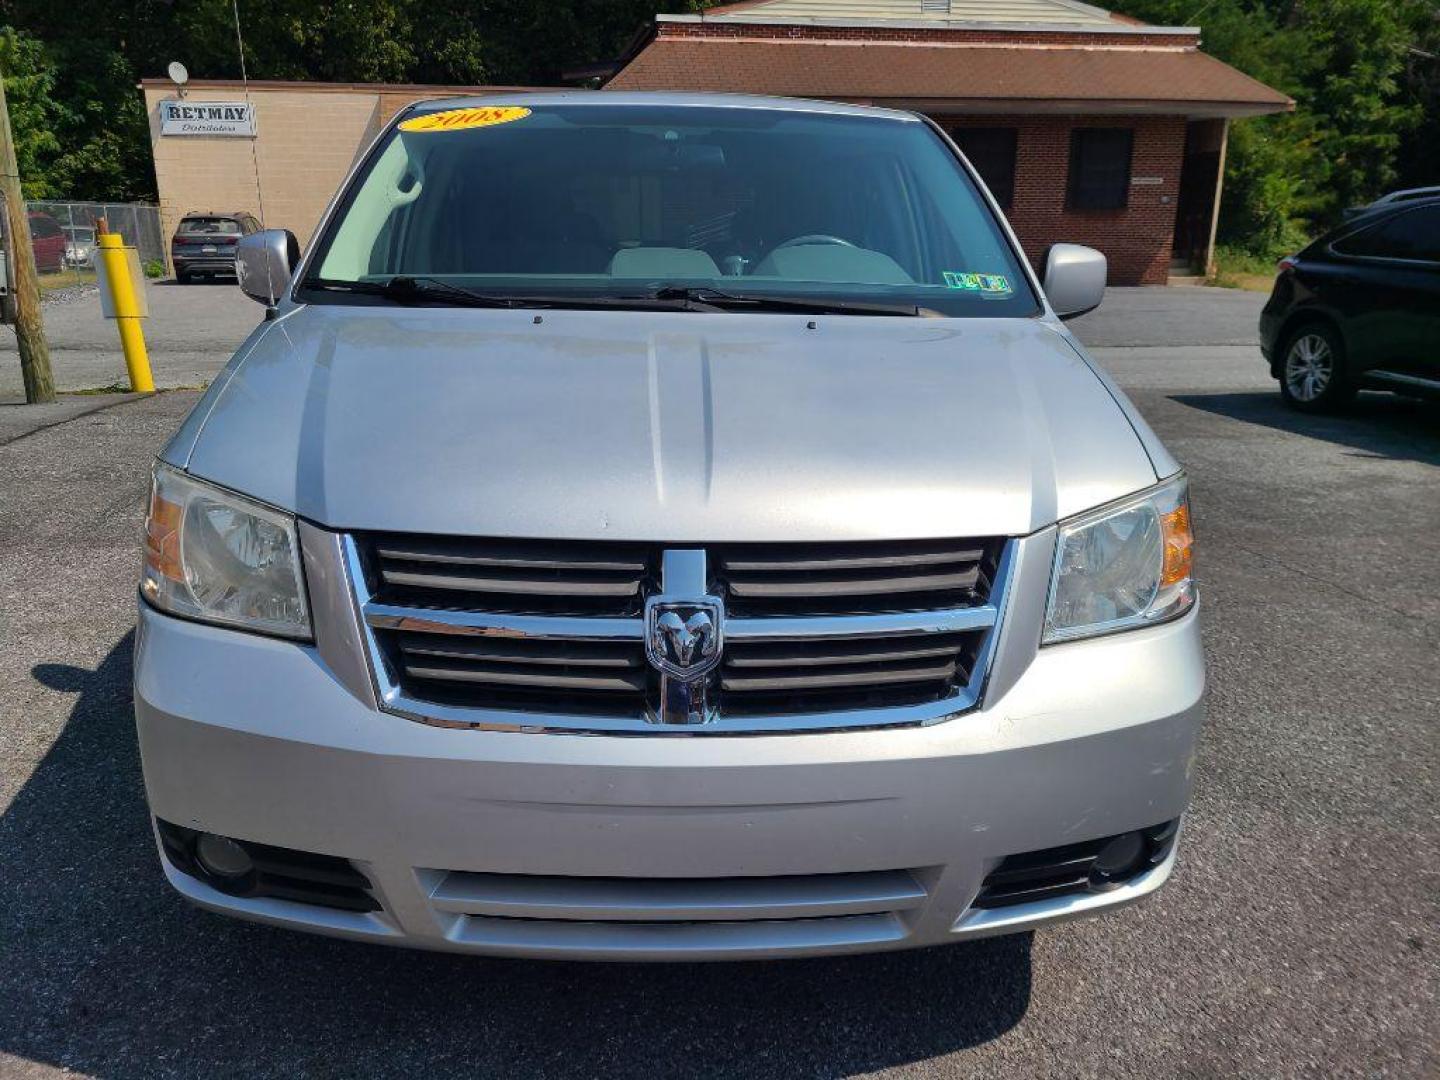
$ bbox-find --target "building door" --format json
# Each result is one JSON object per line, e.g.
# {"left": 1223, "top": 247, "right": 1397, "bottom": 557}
{"left": 1172, "top": 120, "right": 1225, "bottom": 272}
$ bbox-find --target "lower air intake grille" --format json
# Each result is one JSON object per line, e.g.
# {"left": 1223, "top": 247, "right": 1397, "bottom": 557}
{"left": 972, "top": 820, "right": 1179, "bottom": 910}
{"left": 424, "top": 866, "right": 930, "bottom": 956}
{"left": 156, "top": 819, "right": 380, "bottom": 913}
{"left": 427, "top": 867, "right": 929, "bottom": 921}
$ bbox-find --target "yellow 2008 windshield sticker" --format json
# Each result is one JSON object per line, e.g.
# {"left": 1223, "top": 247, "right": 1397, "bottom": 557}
{"left": 399, "top": 106, "right": 531, "bottom": 133}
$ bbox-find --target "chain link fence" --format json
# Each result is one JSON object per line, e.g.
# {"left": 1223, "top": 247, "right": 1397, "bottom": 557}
{"left": 24, "top": 201, "right": 166, "bottom": 290}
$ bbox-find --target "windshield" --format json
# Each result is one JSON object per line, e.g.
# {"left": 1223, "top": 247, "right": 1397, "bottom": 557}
{"left": 180, "top": 217, "right": 241, "bottom": 235}
{"left": 301, "top": 102, "right": 1037, "bottom": 317}
{"left": 66, "top": 228, "right": 94, "bottom": 242}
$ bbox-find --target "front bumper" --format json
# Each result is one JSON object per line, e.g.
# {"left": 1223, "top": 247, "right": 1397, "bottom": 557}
{"left": 134, "top": 548, "right": 1205, "bottom": 960}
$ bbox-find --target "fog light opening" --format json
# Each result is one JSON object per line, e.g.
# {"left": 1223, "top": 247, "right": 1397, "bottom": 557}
{"left": 194, "top": 833, "right": 254, "bottom": 882}
{"left": 1090, "top": 831, "right": 1146, "bottom": 887}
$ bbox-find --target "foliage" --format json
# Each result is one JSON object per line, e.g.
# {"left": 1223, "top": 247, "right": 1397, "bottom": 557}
{"left": 143, "top": 259, "right": 164, "bottom": 279}
{"left": 1119, "top": 0, "right": 1435, "bottom": 258}
{"left": 1206, "top": 244, "right": 1283, "bottom": 291}
{"left": 0, "top": 29, "right": 61, "bottom": 197}
{"left": 0, "top": 0, "right": 704, "bottom": 203}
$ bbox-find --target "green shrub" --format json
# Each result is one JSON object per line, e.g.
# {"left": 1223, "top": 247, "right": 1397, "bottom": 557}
{"left": 143, "top": 259, "right": 164, "bottom": 279}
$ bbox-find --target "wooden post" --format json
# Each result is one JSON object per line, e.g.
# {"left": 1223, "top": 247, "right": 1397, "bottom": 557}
{"left": 0, "top": 64, "right": 54, "bottom": 403}
{"left": 1203, "top": 119, "right": 1230, "bottom": 279}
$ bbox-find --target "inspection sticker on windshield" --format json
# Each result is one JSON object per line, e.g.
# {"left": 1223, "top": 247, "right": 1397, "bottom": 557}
{"left": 943, "top": 271, "right": 1011, "bottom": 294}
{"left": 399, "top": 106, "right": 531, "bottom": 133}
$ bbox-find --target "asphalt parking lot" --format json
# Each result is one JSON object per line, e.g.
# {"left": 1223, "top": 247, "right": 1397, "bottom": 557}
{"left": 0, "top": 279, "right": 262, "bottom": 398}
{"left": 1, "top": 287, "right": 1436, "bottom": 1078}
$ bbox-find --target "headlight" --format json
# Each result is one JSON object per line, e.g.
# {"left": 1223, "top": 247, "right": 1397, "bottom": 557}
{"left": 141, "top": 463, "right": 311, "bottom": 639}
{"left": 1043, "top": 474, "right": 1194, "bottom": 644}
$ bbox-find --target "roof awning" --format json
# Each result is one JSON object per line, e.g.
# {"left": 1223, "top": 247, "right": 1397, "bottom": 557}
{"left": 607, "top": 39, "right": 1292, "bottom": 118}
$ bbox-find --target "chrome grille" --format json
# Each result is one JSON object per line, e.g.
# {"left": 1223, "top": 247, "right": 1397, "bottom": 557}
{"left": 713, "top": 540, "right": 996, "bottom": 615}
{"left": 368, "top": 534, "right": 654, "bottom": 615}
{"left": 348, "top": 534, "right": 1012, "bottom": 734}
{"left": 393, "top": 630, "right": 646, "bottom": 716}
{"left": 720, "top": 630, "right": 981, "bottom": 715}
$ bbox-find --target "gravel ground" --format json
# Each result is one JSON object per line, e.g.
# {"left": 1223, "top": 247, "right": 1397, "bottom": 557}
{"left": 38, "top": 283, "right": 101, "bottom": 307}
{"left": 0, "top": 289, "right": 1436, "bottom": 1079}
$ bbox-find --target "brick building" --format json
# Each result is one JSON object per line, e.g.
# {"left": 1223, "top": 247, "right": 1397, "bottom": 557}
{"left": 600, "top": 0, "right": 1292, "bottom": 285}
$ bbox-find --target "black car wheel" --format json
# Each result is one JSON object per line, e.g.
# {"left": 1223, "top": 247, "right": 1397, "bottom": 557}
{"left": 1279, "top": 324, "right": 1354, "bottom": 411}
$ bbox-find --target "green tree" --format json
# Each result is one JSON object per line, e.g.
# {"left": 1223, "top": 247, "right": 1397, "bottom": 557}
{"left": 1300, "top": 0, "right": 1422, "bottom": 219}
{"left": 0, "top": 0, "right": 704, "bottom": 200}
{"left": 1120, "top": 0, "right": 1430, "bottom": 254}
{"left": 1376, "top": 0, "right": 1439, "bottom": 193}
{"left": 0, "top": 29, "right": 62, "bottom": 198}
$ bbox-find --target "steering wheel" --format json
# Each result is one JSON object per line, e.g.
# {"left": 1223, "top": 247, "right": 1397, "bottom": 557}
{"left": 771, "top": 234, "right": 856, "bottom": 251}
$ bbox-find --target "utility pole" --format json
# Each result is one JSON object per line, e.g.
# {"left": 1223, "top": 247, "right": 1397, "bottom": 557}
{"left": 0, "top": 62, "right": 53, "bottom": 403}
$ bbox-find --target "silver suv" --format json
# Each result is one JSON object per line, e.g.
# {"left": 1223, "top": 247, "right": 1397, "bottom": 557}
{"left": 135, "top": 94, "right": 1202, "bottom": 960}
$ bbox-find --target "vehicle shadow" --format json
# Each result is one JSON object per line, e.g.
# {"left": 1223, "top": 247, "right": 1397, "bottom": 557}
{"left": 0, "top": 633, "right": 1032, "bottom": 1079}
{"left": 1171, "top": 391, "right": 1440, "bottom": 466}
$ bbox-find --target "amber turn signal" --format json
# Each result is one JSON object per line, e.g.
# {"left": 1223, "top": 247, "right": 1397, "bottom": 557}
{"left": 1159, "top": 500, "right": 1193, "bottom": 588}
{"left": 144, "top": 487, "right": 184, "bottom": 583}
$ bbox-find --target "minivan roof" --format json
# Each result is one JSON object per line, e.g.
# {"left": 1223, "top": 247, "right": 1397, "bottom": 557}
{"left": 400, "top": 90, "right": 921, "bottom": 124}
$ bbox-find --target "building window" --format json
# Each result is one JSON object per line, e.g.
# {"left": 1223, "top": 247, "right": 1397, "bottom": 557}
{"left": 951, "top": 127, "right": 1017, "bottom": 209}
{"left": 1068, "top": 128, "right": 1134, "bottom": 211}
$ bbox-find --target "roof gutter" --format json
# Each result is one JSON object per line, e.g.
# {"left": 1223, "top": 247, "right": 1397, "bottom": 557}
{"left": 859, "top": 97, "right": 1293, "bottom": 118}
{"left": 656, "top": 13, "right": 1201, "bottom": 36}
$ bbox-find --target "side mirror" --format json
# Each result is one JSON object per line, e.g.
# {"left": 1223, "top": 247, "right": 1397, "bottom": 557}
{"left": 235, "top": 228, "right": 300, "bottom": 307}
{"left": 1043, "top": 243, "right": 1106, "bottom": 321}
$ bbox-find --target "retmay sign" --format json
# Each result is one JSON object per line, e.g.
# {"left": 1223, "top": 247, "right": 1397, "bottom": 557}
{"left": 159, "top": 100, "right": 256, "bottom": 137}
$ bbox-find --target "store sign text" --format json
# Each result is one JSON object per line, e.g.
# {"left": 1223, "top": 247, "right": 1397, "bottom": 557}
{"left": 160, "top": 100, "right": 256, "bottom": 137}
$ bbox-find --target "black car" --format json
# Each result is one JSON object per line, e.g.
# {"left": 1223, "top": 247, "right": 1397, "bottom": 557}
{"left": 170, "top": 211, "right": 261, "bottom": 283}
{"left": 1259, "top": 196, "right": 1440, "bottom": 410}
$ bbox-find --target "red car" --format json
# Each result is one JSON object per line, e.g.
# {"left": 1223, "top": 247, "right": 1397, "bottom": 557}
{"left": 27, "top": 212, "right": 66, "bottom": 273}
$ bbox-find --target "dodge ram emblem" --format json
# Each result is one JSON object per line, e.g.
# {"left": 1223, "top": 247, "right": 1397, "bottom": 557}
{"left": 645, "top": 598, "right": 723, "bottom": 680}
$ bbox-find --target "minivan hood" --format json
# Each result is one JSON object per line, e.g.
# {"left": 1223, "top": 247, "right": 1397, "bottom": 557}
{"left": 178, "top": 305, "right": 1157, "bottom": 541}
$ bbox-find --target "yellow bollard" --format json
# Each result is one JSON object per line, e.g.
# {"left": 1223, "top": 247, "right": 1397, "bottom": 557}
{"left": 96, "top": 232, "right": 155, "bottom": 392}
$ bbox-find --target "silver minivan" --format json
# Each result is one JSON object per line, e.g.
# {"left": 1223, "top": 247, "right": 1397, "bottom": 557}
{"left": 135, "top": 93, "right": 1202, "bottom": 960}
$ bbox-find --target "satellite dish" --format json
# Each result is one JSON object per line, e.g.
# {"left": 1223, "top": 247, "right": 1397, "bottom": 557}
{"left": 167, "top": 61, "right": 189, "bottom": 88}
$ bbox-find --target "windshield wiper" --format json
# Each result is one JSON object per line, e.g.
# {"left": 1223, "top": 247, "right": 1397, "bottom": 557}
{"left": 645, "top": 285, "right": 940, "bottom": 318}
{"left": 304, "top": 277, "right": 518, "bottom": 307}
{"left": 306, "top": 276, "right": 725, "bottom": 312}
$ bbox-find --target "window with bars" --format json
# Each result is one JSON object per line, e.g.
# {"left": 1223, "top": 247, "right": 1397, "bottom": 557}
{"left": 1067, "top": 128, "right": 1134, "bottom": 211}
{"left": 951, "top": 128, "right": 1018, "bottom": 210}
